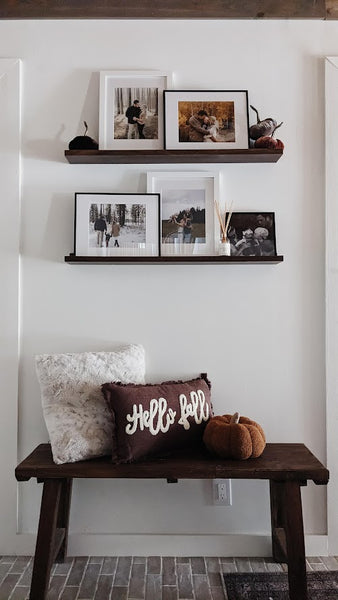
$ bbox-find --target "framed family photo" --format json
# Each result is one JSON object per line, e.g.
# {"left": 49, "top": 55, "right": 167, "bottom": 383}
{"left": 227, "top": 212, "right": 277, "bottom": 257}
{"left": 74, "top": 192, "right": 160, "bottom": 257}
{"left": 146, "top": 171, "right": 221, "bottom": 257}
{"left": 164, "top": 90, "right": 249, "bottom": 150}
{"left": 99, "top": 70, "right": 172, "bottom": 150}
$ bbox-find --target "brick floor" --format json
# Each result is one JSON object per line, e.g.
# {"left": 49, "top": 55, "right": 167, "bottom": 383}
{"left": 0, "top": 555, "right": 337, "bottom": 599}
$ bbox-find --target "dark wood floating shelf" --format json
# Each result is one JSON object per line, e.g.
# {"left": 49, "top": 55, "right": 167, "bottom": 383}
{"left": 65, "top": 255, "right": 284, "bottom": 264}
{"left": 64, "top": 148, "right": 283, "bottom": 165}
{"left": 1, "top": 0, "right": 335, "bottom": 20}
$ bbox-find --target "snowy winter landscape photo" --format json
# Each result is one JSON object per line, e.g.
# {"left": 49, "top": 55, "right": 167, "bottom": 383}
{"left": 89, "top": 202, "right": 146, "bottom": 248}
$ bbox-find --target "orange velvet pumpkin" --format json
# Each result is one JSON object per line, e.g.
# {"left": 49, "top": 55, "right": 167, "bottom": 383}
{"left": 203, "top": 412, "right": 266, "bottom": 460}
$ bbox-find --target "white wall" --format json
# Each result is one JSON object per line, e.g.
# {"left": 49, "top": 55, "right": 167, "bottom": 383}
{"left": 0, "top": 18, "right": 334, "bottom": 555}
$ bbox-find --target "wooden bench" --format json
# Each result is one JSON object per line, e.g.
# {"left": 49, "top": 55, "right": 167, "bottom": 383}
{"left": 15, "top": 442, "right": 329, "bottom": 600}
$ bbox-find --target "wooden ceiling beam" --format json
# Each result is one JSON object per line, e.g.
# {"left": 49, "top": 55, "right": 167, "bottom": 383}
{"left": 1, "top": 0, "right": 338, "bottom": 20}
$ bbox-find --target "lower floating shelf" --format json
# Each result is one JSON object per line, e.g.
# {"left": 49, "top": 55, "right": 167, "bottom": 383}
{"left": 64, "top": 255, "right": 284, "bottom": 265}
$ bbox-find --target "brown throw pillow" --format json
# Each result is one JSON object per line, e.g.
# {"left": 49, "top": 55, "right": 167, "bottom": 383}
{"left": 101, "top": 373, "right": 213, "bottom": 463}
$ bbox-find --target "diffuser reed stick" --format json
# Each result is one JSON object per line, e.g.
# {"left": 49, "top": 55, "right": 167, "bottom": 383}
{"left": 214, "top": 200, "right": 226, "bottom": 240}
{"left": 214, "top": 200, "right": 233, "bottom": 242}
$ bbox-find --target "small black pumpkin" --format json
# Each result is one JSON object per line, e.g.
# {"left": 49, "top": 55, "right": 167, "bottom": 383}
{"left": 68, "top": 121, "right": 98, "bottom": 150}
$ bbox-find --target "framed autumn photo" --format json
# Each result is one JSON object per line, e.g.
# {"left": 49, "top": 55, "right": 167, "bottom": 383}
{"left": 99, "top": 70, "right": 172, "bottom": 150}
{"left": 164, "top": 90, "right": 249, "bottom": 150}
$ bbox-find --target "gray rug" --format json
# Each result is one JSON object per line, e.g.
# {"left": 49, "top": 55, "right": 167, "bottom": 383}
{"left": 223, "top": 571, "right": 338, "bottom": 599}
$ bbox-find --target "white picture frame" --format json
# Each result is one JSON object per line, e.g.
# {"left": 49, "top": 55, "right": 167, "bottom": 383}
{"left": 146, "top": 171, "right": 221, "bottom": 257}
{"left": 74, "top": 192, "right": 160, "bottom": 257}
{"left": 99, "top": 70, "right": 172, "bottom": 150}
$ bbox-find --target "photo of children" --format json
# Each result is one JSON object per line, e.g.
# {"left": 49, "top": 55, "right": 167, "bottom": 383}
{"left": 227, "top": 212, "right": 277, "bottom": 256}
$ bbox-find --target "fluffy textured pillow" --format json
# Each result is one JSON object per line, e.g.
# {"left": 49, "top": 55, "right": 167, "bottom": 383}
{"left": 35, "top": 344, "right": 145, "bottom": 464}
{"left": 101, "top": 374, "right": 213, "bottom": 463}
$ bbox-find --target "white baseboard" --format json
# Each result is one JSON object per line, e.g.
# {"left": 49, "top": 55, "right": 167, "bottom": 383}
{"left": 305, "top": 535, "right": 328, "bottom": 557}
{"left": 8, "top": 533, "right": 328, "bottom": 557}
{"left": 67, "top": 534, "right": 273, "bottom": 557}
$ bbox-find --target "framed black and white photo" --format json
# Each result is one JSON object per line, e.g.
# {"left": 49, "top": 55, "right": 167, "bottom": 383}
{"left": 99, "top": 70, "right": 172, "bottom": 150}
{"left": 226, "top": 212, "right": 277, "bottom": 257}
{"left": 164, "top": 90, "right": 249, "bottom": 150}
{"left": 146, "top": 171, "right": 221, "bottom": 257}
{"left": 74, "top": 193, "right": 160, "bottom": 257}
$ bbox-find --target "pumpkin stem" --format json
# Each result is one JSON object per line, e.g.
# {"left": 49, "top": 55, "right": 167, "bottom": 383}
{"left": 250, "top": 105, "right": 260, "bottom": 124}
{"left": 271, "top": 121, "right": 283, "bottom": 137}
{"left": 84, "top": 121, "right": 88, "bottom": 136}
{"left": 230, "top": 412, "right": 240, "bottom": 424}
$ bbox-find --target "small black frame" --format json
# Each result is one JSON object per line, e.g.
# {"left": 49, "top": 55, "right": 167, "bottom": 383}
{"left": 226, "top": 212, "right": 277, "bottom": 257}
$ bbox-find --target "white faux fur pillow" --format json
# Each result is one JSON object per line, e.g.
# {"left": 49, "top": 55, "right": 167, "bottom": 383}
{"left": 35, "top": 344, "right": 145, "bottom": 464}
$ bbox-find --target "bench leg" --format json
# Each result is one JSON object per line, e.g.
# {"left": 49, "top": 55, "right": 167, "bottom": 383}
{"left": 283, "top": 481, "right": 307, "bottom": 600}
{"left": 270, "top": 480, "right": 287, "bottom": 562}
{"left": 29, "top": 479, "right": 64, "bottom": 600}
{"left": 270, "top": 480, "right": 308, "bottom": 600}
{"left": 55, "top": 478, "right": 73, "bottom": 562}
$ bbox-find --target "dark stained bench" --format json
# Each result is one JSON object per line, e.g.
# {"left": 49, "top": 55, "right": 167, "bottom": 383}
{"left": 15, "top": 442, "right": 329, "bottom": 600}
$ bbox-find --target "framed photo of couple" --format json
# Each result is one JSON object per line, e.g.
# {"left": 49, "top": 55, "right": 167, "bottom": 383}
{"left": 147, "top": 171, "right": 221, "bottom": 257}
{"left": 164, "top": 90, "right": 249, "bottom": 150}
{"left": 99, "top": 70, "right": 172, "bottom": 150}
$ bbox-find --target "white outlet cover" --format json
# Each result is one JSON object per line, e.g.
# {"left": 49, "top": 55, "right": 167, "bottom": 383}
{"left": 213, "top": 479, "right": 232, "bottom": 506}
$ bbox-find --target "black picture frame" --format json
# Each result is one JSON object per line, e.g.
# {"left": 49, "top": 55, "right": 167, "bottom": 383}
{"left": 226, "top": 212, "right": 277, "bottom": 257}
{"left": 73, "top": 192, "right": 160, "bottom": 257}
{"left": 164, "top": 89, "right": 249, "bottom": 150}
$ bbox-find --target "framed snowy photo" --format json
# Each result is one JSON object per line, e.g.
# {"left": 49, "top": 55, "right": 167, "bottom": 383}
{"left": 74, "top": 193, "right": 160, "bottom": 257}
{"left": 99, "top": 70, "right": 172, "bottom": 150}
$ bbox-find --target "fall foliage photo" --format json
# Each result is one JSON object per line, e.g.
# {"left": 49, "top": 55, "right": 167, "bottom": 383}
{"left": 178, "top": 101, "right": 235, "bottom": 143}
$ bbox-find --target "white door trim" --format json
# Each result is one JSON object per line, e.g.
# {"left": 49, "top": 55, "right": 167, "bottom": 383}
{"left": 0, "top": 58, "right": 21, "bottom": 552}
{"left": 325, "top": 55, "right": 338, "bottom": 555}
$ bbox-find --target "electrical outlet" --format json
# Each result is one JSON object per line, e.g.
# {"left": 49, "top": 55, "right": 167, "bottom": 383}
{"left": 213, "top": 479, "right": 232, "bottom": 505}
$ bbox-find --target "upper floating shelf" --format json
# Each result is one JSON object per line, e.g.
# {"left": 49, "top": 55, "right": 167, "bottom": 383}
{"left": 64, "top": 148, "right": 283, "bottom": 165}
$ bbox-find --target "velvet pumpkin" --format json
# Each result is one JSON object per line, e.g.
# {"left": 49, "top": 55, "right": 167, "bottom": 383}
{"left": 203, "top": 412, "right": 266, "bottom": 460}
{"left": 254, "top": 135, "right": 284, "bottom": 150}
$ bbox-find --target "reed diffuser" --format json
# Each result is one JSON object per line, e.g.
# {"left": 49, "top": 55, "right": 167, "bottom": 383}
{"left": 214, "top": 200, "right": 233, "bottom": 255}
